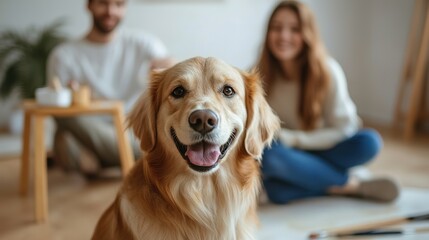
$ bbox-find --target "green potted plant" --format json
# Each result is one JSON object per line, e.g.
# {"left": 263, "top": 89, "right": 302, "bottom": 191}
{"left": 0, "top": 21, "right": 66, "bottom": 134}
{"left": 0, "top": 20, "right": 66, "bottom": 99}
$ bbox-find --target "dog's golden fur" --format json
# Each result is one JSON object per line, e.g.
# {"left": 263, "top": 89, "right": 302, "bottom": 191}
{"left": 92, "top": 57, "right": 280, "bottom": 240}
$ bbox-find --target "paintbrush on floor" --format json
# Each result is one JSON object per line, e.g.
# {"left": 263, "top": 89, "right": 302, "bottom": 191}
{"left": 309, "top": 226, "right": 429, "bottom": 239}
{"left": 308, "top": 212, "right": 429, "bottom": 239}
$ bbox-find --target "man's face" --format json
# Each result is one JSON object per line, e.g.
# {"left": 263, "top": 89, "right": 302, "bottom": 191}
{"left": 88, "top": 0, "right": 127, "bottom": 34}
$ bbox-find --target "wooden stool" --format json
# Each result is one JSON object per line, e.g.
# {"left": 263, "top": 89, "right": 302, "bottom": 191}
{"left": 19, "top": 100, "right": 135, "bottom": 223}
{"left": 394, "top": 0, "right": 429, "bottom": 140}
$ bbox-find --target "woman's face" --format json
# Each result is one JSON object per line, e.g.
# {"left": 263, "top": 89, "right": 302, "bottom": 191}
{"left": 267, "top": 8, "right": 304, "bottom": 62}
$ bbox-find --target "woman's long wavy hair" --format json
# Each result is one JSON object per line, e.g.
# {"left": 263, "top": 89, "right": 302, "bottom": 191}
{"left": 257, "top": 0, "right": 330, "bottom": 130}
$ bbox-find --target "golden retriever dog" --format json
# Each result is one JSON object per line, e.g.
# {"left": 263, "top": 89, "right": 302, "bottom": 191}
{"left": 92, "top": 57, "right": 280, "bottom": 240}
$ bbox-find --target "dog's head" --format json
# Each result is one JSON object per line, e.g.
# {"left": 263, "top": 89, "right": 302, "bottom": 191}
{"left": 128, "top": 57, "right": 280, "bottom": 175}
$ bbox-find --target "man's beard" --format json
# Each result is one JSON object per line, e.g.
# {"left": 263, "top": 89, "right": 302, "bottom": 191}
{"left": 93, "top": 16, "right": 121, "bottom": 34}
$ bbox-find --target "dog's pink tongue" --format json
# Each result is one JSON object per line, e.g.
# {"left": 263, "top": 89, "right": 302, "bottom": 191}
{"left": 186, "top": 142, "right": 220, "bottom": 166}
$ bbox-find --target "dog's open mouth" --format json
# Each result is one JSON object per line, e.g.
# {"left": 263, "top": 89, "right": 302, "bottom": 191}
{"left": 170, "top": 128, "right": 237, "bottom": 172}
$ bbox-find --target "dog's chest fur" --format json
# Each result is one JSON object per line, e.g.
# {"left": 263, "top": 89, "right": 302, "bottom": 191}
{"left": 119, "top": 159, "right": 259, "bottom": 240}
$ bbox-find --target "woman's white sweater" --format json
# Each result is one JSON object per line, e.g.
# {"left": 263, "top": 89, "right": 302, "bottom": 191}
{"left": 266, "top": 58, "right": 361, "bottom": 150}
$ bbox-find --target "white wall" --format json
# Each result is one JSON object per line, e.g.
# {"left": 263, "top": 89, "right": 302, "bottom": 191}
{"left": 0, "top": 0, "right": 414, "bottom": 127}
{"left": 0, "top": 0, "right": 278, "bottom": 68}
{"left": 364, "top": 0, "right": 413, "bottom": 123}
{"left": 305, "top": 0, "right": 413, "bottom": 124}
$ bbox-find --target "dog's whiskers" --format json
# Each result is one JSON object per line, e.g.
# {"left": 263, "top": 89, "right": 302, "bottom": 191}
{"left": 191, "top": 134, "right": 204, "bottom": 142}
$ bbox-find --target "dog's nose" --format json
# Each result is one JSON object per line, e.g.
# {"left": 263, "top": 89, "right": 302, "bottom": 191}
{"left": 188, "top": 110, "right": 219, "bottom": 134}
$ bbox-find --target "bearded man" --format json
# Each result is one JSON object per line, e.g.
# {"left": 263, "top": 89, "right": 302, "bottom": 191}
{"left": 47, "top": 0, "right": 174, "bottom": 177}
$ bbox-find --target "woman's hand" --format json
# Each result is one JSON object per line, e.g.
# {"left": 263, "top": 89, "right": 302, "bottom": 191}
{"left": 278, "top": 129, "right": 298, "bottom": 147}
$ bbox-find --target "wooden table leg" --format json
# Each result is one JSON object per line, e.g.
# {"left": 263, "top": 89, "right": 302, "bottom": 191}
{"left": 20, "top": 111, "right": 31, "bottom": 196}
{"left": 113, "top": 107, "right": 134, "bottom": 177}
{"left": 33, "top": 115, "right": 48, "bottom": 223}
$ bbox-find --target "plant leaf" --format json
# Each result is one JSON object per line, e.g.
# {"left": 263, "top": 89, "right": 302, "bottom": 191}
{"left": 0, "top": 63, "right": 20, "bottom": 98}
{"left": 0, "top": 19, "right": 67, "bottom": 99}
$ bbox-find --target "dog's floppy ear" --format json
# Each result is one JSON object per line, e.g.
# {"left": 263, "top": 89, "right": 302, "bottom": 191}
{"left": 243, "top": 69, "right": 280, "bottom": 160}
{"left": 127, "top": 70, "right": 164, "bottom": 153}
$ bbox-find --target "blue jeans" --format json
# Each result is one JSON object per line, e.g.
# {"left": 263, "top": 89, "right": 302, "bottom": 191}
{"left": 261, "top": 129, "right": 383, "bottom": 204}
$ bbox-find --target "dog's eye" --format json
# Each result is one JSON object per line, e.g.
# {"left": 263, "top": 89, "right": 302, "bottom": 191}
{"left": 171, "top": 86, "right": 186, "bottom": 98}
{"left": 222, "top": 85, "right": 235, "bottom": 97}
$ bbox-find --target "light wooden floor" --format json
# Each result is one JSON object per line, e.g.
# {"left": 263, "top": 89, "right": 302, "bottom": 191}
{"left": 0, "top": 126, "right": 428, "bottom": 239}
{"left": 366, "top": 126, "right": 429, "bottom": 189}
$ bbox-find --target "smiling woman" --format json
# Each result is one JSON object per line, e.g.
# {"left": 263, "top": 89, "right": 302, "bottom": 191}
{"left": 255, "top": 0, "right": 399, "bottom": 205}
